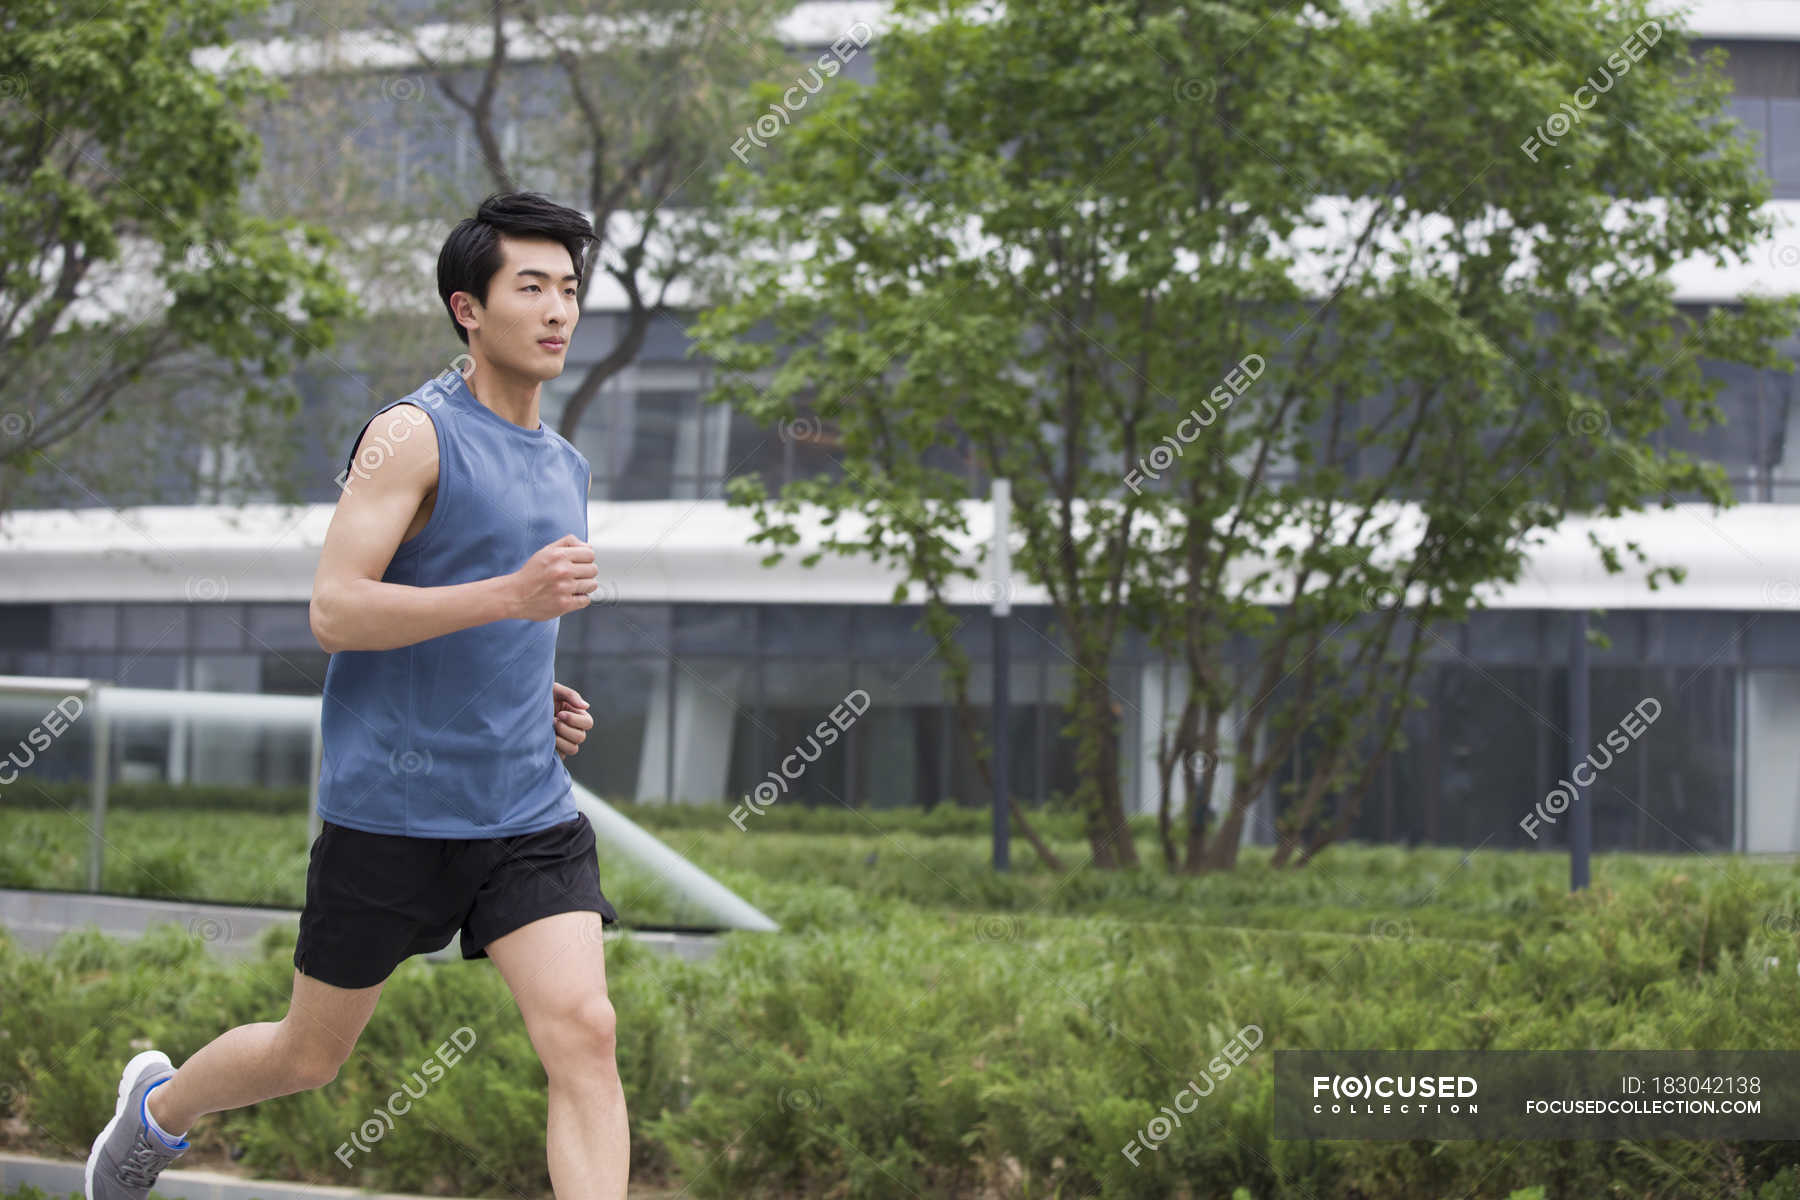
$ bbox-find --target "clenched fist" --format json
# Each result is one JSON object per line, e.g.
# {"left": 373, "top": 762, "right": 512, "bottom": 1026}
{"left": 554, "top": 681, "right": 592, "bottom": 757}
{"left": 511, "top": 533, "right": 598, "bottom": 621}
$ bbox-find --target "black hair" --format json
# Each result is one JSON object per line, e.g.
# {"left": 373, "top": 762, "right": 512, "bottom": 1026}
{"left": 437, "top": 191, "right": 599, "bottom": 346}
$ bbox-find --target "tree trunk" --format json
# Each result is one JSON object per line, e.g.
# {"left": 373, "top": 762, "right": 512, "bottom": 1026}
{"left": 1270, "top": 758, "right": 1338, "bottom": 868}
{"left": 1073, "top": 675, "right": 1138, "bottom": 868}
{"left": 1155, "top": 686, "right": 1203, "bottom": 872}
{"left": 1178, "top": 709, "right": 1225, "bottom": 873}
{"left": 1180, "top": 756, "right": 1220, "bottom": 873}
{"left": 1201, "top": 778, "right": 1256, "bottom": 872}
{"left": 1155, "top": 737, "right": 1180, "bottom": 872}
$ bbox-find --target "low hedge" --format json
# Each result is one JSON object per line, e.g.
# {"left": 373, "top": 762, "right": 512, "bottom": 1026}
{"left": 2, "top": 780, "right": 1111, "bottom": 839}
{"left": 8, "top": 841, "right": 1800, "bottom": 1197}
{"left": 1, "top": 779, "right": 309, "bottom": 815}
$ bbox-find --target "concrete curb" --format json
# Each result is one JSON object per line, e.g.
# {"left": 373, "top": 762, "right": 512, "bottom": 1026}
{"left": 0, "top": 888, "right": 721, "bottom": 962}
{"left": 0, "top": 1149, "right": 452, "bottom": 1199}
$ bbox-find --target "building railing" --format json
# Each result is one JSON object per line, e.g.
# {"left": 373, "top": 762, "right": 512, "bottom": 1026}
{"left": 0, "top": 675, "right": 777, "bottom": 931}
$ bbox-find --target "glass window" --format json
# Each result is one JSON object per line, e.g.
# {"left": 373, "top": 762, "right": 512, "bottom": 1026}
{"left": 191, "top": 604, "right": 246, "bottom": 651}
{"left": 561, "top": 655, "right": 668, "bottom": 805}
{"left": 1770, "top": 99, "right": 1800, "bottom": 197}
{"left": 583, "top": 603, "right": 671, "bottom": 655}
{"left": 1767, "top": 368, "right": 1800, "bottom": 502}
{"left": 56, "top": 606, "right": 116, "bottom": 652}
{"left": 114, "top": 655, "right": 179, "bottom": 689}
{"left": 614, "top": 389, "right": 702, "bottom": 500}
{"left": 1589, "top": 610, "right": 1645, "bottom": 666}
{"left": 1747, "top": 613, "right": 1800, "bottom": 667}
{"left": 1745, "top": 668, "right": 1800, "bottom": 851}
{"left": 1418, "top": 616, "right": 1471, "bottom": 664}
{"left": 761, "top": 604, "right": 851, "bottom": 656}
{"left": 1423, "top": 664, "right": 1543, "bottom": 846}
{"left": 722, "top": 403, "right": 789, "bottom": 491}
{"left": 786, "top": 402, "right": 846, "bottom": 488}
{"left": 1590, "top": 666, "right": 1733, "bottom": 853}
{"left": 696, "top": 400, "right": 732, "bottom": 494}
{"left": 1726, "top": 96, "right": 1769, "bottom": 176}
{"left": 1368, "top": 662, "right": 1540, "bottom": 849}
{"left": 1467, "top": 610, "right": 1542, "bottom": 665}
{"left": 761, "top": 659, "right": 855, "bottom": 809}
{"left": 1008, "top": 609, "right": 1071, "bottom": 663}
{"left": 936, "top": 605, "right": 996, "bottom": 659}
{"left": 120, "top": 606, "right": 186, "bottom": 652}
{"left": 1665, "top": 360, "right": 1768, "bottom": 499}
{"left": 1650, "top": 610, "right": 1751, "bottom": 667}
{"left": 947, "top": 656, "right": 1043, "bottom": 814}
{"left": 855, "top": 657, "right": 949, "bottom": 809}
{"left": 669, "top": 656, "right": 757, "bottom": 804}
{"left": 0, "top": 605, "right": 51, "bottom": 651}
{"left": 245, "top": 604, "right": 317, "bottom": 652}
{"left": 854, "top": 606, "right": 940, "bottom": 658}
{"left": 1582, "top": 669, "right": 1659, "bottom": 852}
{"left": 190, "top": 654, "right": 261, "bottom": 693}
{"left": 672, "top": 605, "right": 755, "bottom": 654}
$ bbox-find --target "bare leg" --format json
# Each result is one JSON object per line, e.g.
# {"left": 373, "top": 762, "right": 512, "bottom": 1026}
{"left": 485, "top": 911, "right": 628, "bottom": 1200}
{"left": 147, "top": 968, "right": 384, "bottom": 1132}
{"left": 545, "top": 1059, "right": 628, "bottom": 1200}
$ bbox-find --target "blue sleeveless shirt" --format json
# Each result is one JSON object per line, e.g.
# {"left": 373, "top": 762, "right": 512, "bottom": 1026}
{"left": 317, "top": 366, "right": 589, "bottom": 838}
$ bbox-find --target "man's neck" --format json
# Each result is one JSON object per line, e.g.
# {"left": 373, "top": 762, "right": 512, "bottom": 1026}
{"left": 466, "top": 361, "right": 543, "bottom": 431}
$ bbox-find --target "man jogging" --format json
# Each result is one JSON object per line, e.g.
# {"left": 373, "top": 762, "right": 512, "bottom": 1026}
{"left": 86, "top": 192, "right": 628, "bottom": 1200}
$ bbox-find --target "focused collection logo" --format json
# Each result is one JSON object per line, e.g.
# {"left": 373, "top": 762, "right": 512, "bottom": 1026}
{"left": 1311, "top": 1073, "right": 1480, "bottom": 1114}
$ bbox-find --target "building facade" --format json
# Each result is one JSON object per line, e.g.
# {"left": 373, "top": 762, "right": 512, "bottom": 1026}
{"left": 4, "top": 2, "right": 1800, "bottom": 855}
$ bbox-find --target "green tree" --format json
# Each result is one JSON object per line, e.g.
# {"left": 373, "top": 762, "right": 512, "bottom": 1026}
{"left": 693, "top": 0, "right": 1797, "bottom": 870}
{"left": 0, "top": 0, "right": 358, "bottom": 512}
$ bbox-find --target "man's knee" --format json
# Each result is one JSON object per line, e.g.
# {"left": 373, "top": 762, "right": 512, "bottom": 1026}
{"left": 543, "top": 994, "right": 618, "bottom": 1069}
{"left": 277, "top": 1020, "right": 353, "bottom": 1089}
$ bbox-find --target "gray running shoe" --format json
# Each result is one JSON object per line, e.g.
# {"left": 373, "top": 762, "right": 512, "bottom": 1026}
{"left": 84, "top": 1049, "right": 189, "bottom": 1199}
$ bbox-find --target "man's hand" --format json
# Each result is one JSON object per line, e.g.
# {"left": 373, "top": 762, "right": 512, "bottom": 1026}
{"left": 513, "top": 534, "right": 598, "bottom": 621}
{"left": 554, "top": 680, "right": 592, "bottom": 758}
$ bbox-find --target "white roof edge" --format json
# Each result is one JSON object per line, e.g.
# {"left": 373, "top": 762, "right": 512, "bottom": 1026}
{"left": 196, "top": 2, "right": 896, "bottom": 76}
{"left": 195, "top": 0, "right": 1800, "bottom": 77}
{"left": 1, "top": 499, "right": 1797, "bottom": 611}
{"left": 1674, "top": 0, "right": 1800, "bottom": 41}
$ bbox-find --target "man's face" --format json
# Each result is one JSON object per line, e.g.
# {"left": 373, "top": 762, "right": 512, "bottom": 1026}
{"left": 456, "top": 234, "right": 579, "bottom": 379}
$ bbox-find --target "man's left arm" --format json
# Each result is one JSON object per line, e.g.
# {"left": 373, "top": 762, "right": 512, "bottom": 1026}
{"left": 555, "top": 464, "right": 596, "bottom": 759}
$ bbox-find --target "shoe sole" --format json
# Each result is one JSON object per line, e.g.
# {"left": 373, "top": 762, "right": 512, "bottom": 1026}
{"left": 85, "top": 1049, "right": 173, "bottom": 1200}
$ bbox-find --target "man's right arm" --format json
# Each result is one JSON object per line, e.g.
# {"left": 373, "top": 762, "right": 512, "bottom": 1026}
{"left": 309, "top": 404, "right": 518, "bottom": 654}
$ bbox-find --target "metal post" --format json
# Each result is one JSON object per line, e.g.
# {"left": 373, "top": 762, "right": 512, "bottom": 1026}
{"left": 991, "top": 477, "right": 1011, "bottom": 872}
{"left": 1569, "top": 611, "right": 1591, "bottom": 892}
{"left": 308, "top": 718, "right": 323, "bottom": 843}
{"left": 87, "top": 684, "right": 107, "bottom": 892}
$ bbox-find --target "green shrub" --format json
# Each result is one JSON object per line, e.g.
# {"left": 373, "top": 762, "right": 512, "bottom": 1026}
{"left": 12, "top": 818, "right": 1800, "bottom": 1196}
{"left": 1, "top": 779, "right": 308, "bottom": 815}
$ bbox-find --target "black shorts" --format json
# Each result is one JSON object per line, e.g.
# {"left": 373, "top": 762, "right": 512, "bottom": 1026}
{"left": 294, "top": 811, "right": 620, "bottom": 990}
